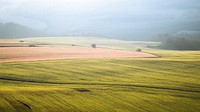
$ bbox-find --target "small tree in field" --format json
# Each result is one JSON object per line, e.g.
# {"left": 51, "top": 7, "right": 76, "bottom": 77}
{"left": 91, "top": 44, "right": 96, "bottom": 48}
{"left": 136, "top": 48, "right": 142, "bottom": 52}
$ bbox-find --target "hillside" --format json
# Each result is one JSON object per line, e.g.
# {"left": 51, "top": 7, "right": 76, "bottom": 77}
{"left": 0, "top": 22, "right": 46, "bottom": 38}
{"left": 0, "top": 50, "right": 200, "bottom": 111}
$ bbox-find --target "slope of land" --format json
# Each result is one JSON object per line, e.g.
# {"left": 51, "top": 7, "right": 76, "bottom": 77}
{"left": 0, "top": 22, "right": 46, "bottom": 38}
{"left": 0, "top": 38, "right": 200, "bottom": 112}
{"left": 0, "top": 48, "right": 200, "bottom": 112}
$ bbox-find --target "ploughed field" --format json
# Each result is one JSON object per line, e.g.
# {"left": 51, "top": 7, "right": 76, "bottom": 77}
{"left": 0, "top": 45, "right": 157, "bottom": 62}
{"left": 0, "top": 37, "right": 159, "bottom": 62}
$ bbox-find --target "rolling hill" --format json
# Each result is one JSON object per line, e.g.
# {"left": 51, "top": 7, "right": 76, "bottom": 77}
{"left": 0, "top": 22, "right": 46, "bottom": 38}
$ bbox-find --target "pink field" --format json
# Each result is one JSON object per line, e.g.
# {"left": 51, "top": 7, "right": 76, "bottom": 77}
{"left": 0, "top": 45, "right": 158, "bottom": 62}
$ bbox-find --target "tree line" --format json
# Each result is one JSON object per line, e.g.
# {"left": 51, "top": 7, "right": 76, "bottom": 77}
{"left": 159, "top": 37, "right": 200, "bottom": 50}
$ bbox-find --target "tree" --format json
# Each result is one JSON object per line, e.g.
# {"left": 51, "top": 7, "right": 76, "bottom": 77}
{"left": 91, "top": 44, "right": 96, "bottom": 48}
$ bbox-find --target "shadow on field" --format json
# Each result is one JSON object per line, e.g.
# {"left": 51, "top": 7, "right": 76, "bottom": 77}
{"left": 17, "top": 100, "right": 32, "bottom": 111}
{"left": 74, "top": 88, "right": 91, "bottom": 92}
{"left": 4, "top": 98, "right": 32, "bottom": 112}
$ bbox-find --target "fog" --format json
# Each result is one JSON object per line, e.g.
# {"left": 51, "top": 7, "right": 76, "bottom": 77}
{"left": 0, "top": 0, "right": 200, "bottom": 40}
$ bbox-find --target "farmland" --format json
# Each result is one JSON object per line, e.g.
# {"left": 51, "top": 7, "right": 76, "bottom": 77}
{"left": 0, "top": 45, "right": 157, "bottom": 63}
{"left": 0, "top": 37, "right": 159, "bottom": 50}
{"left": 0, "top": 37, "right": 200, "bottom": 112}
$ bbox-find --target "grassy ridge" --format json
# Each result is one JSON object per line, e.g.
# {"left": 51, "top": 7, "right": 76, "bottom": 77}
{"left": 0, "top": 50, "right": 200, "bottom": 111}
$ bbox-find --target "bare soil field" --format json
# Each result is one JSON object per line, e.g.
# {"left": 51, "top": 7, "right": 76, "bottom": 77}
{"left": 0, "top": 45, "right": 158, "bottom": 62}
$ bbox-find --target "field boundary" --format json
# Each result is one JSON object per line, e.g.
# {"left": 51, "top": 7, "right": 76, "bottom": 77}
{"left": 1, "top": 77, "right": 199, "bottom": 93}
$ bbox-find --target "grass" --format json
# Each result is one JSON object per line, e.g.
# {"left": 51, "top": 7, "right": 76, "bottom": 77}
{"left": 0, "top": 48, "right": 200, "bottom": 112}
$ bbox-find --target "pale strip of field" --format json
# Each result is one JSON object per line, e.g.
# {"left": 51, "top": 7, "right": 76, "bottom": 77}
{"left": 0, "top": 43, "right": 30, "bottom": 47}
{"left": 20, "top": 37, "right": 160, "bottom": 50}
{"left": 0, "top": 45, "right": 158, "bottom": 62}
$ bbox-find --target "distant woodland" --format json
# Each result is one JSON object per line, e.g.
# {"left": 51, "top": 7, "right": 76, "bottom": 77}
{"left": 157, "top": 33, "right": 200, "bottom": 50}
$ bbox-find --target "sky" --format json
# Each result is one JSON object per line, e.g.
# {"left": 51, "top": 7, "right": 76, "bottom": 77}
{"left": 0, "top": 0, "right": 200, "bottom": 39}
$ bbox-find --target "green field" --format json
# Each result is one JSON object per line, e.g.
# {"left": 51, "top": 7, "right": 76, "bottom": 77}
{"left": 0, "top": 38, "right": 200, "bottom": 112}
